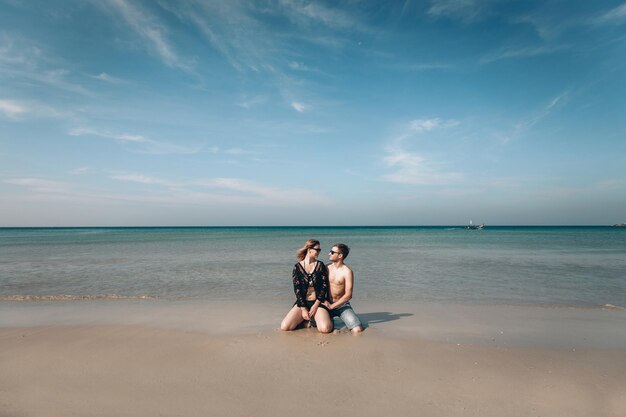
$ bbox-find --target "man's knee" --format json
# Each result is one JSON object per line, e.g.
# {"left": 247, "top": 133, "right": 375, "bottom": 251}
{"left": 351, "top": 326, "right": 363, "bottom": 334}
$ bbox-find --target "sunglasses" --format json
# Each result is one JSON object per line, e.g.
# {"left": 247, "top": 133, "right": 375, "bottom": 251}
{"left": 310, "top": 247, "right": 321, "bottom": 252}
{"left": 329, "top": 250, "right": 340, "bottom": 255}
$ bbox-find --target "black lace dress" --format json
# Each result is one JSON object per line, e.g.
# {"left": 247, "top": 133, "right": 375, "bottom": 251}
{"left": 292, "top": 260, "right": 330, "bottom": 309}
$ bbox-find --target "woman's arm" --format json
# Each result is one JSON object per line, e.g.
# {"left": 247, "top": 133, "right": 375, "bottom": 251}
{"left": 292, "top": 264, "right": 306, "bottom": 308}
{"left": 316, "top": 262, "right": 329, "bottom": 303}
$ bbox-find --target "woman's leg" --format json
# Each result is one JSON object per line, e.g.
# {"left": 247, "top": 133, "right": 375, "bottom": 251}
{"left": 313, "top": 308, "right": 333, "bottom": 334}
{"left": 280, "top": 305, "right": 305, "bottom": 331}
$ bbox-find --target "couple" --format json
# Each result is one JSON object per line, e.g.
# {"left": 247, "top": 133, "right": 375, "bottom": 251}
{"left": 280, "top": 239, "right": 363, "bottom": 334}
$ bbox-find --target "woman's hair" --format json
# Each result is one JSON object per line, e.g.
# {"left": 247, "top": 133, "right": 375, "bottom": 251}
{"left": 296, "top": 239, "right": 320, "bottom": 261}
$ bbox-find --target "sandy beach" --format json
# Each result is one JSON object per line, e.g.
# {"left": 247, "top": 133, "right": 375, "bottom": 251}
{"left": 1, "top": 301, "right": 625, "bottom": 417}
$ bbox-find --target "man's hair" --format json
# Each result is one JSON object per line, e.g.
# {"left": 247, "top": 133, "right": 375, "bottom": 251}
{"left": 333, "top": 243, "right": 350, "bottom": 259}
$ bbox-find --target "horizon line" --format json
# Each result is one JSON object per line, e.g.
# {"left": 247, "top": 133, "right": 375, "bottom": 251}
{"left": 1, "top": 224, "right": 624, "bottom": 229}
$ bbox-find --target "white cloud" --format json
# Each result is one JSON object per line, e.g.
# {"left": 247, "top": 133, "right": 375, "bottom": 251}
{"left": 0, "top": 34, "right": 92, "bottom": 96}
{"left": 407, "top": 118, "right": 459, "bottom": 134}
{"left": 90, "top": 72, "right": 126, "bottom": 84}
{"left": 402, "top": 63, "right": 453, "bottom": 71}
{"left": 597, "top": 179, "right": 626, "bottom": 190}
{"left": 109, "top": 173, "right": 330, "bottom": 207}
{"left": 427, "top": 0, "right": 493, "bottom": 22}
{"left": 194, "top": 177, "right": 328, "bottom": 206}
{"left": 139, "top": 142, "right": 202, "bottom": 155}
{"left": 2, "top": 174, "right": 330, "bottom": 211}
{"left": 103, "top": 0, "right": 192, "bottom": 72}
{"left": 521, "top": 91, "right": 568, "bottom": 130}
{"left": 288, "top": 61, "right": 310, "bottom": 71}
{"left": 223, "top": 148, "right": 244, "bottom": 155}
{"left": 481, "top": 45, "right": 567, "bottom": 64}
{"left": 110, "top": 174, "right": 177, "bottom": 187}
{"left": 69, "top": 167, "right": 91, "bottom": 175}
{"left": 383, "top": 149, "right": 464, "bottom": 185}
{"left": 291, "top": 101, "right": 308, "bottom": 112}
{"left": 382, "top": 116, "right": 463, "bottom": 185}
{"left": 68, "top": 127, "right": 149, "bottom": 143}
{"left": 278, "top": 0, "right": 366, "bottom": 31}
{"left": 0, "top": 99, "right": 26, "bottom": 119}
{"left": 68, "top": 127, "right": 201, "bottom": 155}
{"left": 3, "top": 178, "right": 73, "bottom": 194}
{"left": 0, "top": 33, "right": 43, "bottom": 68}
{"left": 0, "top": 98, "right": 69, "bottom": 120}
{"left": 237, "top": 95, "right": 266, "bottom": 109}
{"left": 597, "top": 3, "right": 626, "bottom": 24}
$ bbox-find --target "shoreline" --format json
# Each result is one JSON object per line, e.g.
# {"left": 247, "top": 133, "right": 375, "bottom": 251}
{"left": 2, "top": 299, "right": 625, "bottom": 349}
{"left": 2, "top": 293, "right": 625, "bottom": 310}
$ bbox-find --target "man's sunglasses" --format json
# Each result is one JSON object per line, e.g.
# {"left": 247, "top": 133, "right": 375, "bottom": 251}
{"left": 329, "top": 250, "right": 340, "bottom": 255}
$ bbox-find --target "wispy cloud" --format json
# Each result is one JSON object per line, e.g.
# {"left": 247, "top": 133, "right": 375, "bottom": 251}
{"left": 160, "top": 1, "right": 276, "bottom": 73}
{"left": 0, "top": 33, "right": 92, "bottom": 96}
{"left": 195, "top": 177, "right": 329, "bottom": 206}
{"left": 481, "top": 44, "right": 568, "bottom": 64}
{"left": 288, "top": 61, "right": 312, "bottom": 71}
{"left": 405, "top": 63, "right": 453, "bottom": 71}
{"left": 68, "top": 127, "right": 201, "bottom": 154}
{"left": 68, "top": 127, "right": 148, "bottom": 143}
{"left": 595, "top": 3, "right": 626, "bottom": 24}
{"left": 102, "top": 0, "right": 193, "bottom": 72}
{"left": 237, "top": 95, "right": 266, "bottom": 109}
{"left": 383, "top": 149, "right": 464, "bottom": 185}
{"left": 155, "top": 0, "right": 368, "bottom": 111}
{"left": 517, "top": 91, "right": 568, "bottom": 131}
{"left": 291, "top": 101, "right": 308, "bottom": 113}
{"left": 110, "top": 174, "right": 177, "bottom": 187}
{"left": 427, "top": 0, "right": 495, "bottom": 23}
{"left": 409, "top": 118, "right": 459, "bottom": 133}
{"left": 0, "top": 99, "right": 26, "bottom": 119}
{"left": 3, "top": 178, "right": 74, "bottom": 194}
{"left": 110, "top": 173, "right": 330, "bottom": 207}
{"left": 383, "top": 117, "right": 464, "bottom": 185}
{"left": 0, "top": 98, "right": 69, "bottom": 120}
{"left": 89, "top": 72, "right": 126, "bottom": 84}
{"left": 597, "top": 179, "right": 626, "bottom": 190}
{"left": 278, "top": 0, "right": 367, "bottom": 31}
{"left": 4, "top": 173, "right": 330, "bottom": 209}
{"left": 69, "top": 167, "right": 92, "bottom": 175}
{"left": 496, "top": 91, "right": 569, "bottom": 144}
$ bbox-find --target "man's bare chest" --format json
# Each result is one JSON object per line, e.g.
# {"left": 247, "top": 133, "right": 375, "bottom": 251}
{"left": 329, "top": 274, "right": 346, "bottom": 286}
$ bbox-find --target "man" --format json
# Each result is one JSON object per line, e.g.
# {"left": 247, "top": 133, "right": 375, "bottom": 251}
{"left": 324, "top": 243, "right": 363, "bottom": 333}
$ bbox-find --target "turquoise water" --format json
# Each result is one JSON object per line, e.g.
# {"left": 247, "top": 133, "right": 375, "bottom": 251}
{"left": 1, "top": 227, "right": 625, "bottom": 307}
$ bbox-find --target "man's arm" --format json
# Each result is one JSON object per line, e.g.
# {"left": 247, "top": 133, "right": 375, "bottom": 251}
{"left": 329, "top": 269, "right": 354, "bottom": 310}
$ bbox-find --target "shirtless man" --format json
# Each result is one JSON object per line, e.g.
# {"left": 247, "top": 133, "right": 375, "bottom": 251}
{"left": 324, "top": 243, "right": 363, "bottom": 333}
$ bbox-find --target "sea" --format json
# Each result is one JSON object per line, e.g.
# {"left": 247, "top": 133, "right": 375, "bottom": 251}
{"left": 1, "top": 226, "right": 625, "bottom": 308}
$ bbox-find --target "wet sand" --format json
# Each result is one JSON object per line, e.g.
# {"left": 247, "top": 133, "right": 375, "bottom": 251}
{"left": 1, "top": 301, "right": 625, "bottom": 416}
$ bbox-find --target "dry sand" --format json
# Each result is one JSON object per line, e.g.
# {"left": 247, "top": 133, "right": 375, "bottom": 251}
{"left": 1, "top": 301, "right": 625, "bottom": 417}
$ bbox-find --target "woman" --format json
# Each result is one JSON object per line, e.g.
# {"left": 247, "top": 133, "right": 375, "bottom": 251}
{"left": 280, "top": 239, "right": 333, "bottom": 333}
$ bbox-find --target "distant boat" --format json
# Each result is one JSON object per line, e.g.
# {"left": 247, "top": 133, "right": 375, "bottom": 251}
{"left": 465, "top": 220, "right": 484, "bottom": 230}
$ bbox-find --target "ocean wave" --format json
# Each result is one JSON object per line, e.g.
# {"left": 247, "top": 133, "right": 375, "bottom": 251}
{"left": 0, "top": 294, "right": 157, "bottom": 302}
{"left": 602, "top": 304, "right": 626, "bottom": 311}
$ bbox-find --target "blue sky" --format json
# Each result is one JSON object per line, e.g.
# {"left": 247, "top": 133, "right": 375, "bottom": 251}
{"left": 1, "top": 0, "right": 625, "bottom": 226}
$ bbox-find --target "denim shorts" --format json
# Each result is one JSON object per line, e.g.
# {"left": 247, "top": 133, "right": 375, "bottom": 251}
{"left": 330, "top": 302, "right": 362, "bottom": 330}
